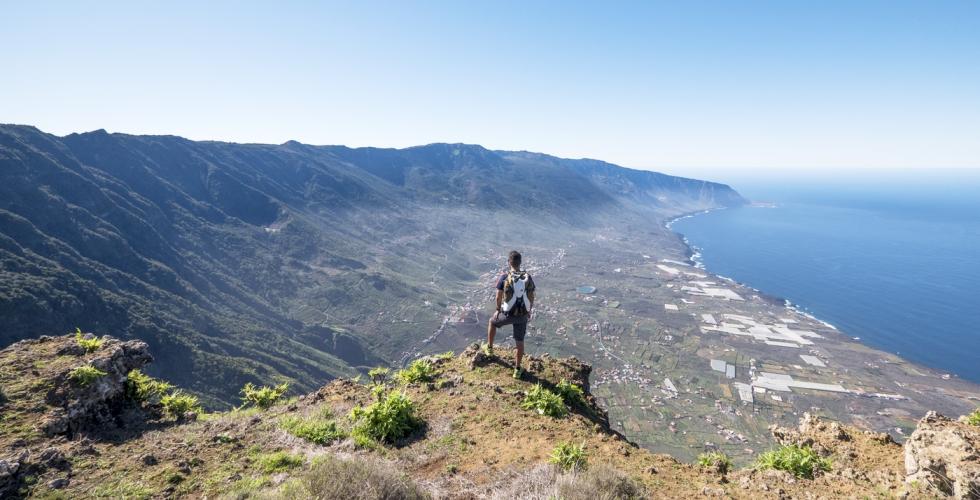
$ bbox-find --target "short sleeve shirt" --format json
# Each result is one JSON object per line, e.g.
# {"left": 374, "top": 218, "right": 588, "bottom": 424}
{"left": 495, "top": 273, "right": 507, "bottom": 290}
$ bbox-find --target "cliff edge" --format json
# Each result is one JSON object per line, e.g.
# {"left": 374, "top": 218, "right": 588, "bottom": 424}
{"left": 1, "top": 334, "right": 977, "bottom": 499}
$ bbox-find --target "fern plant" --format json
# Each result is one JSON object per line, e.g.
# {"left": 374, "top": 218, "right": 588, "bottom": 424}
{"left": 125, "top": 369, "right": 173, "bottom": 404}
{"left": 395, "top": 359, "right": 437, "bottom": 384}
{"left": 521, "top": 384, "right": 567, "bottom": 418}
{"left": 74, "top": 328, "right": 103, "bottom": 353}
{"left": 556, "top": 379, "right": 585, "bottom": 406}
{"left": 755, "top": 444, "right": 831, "bottom": 479}
{"left": 549, "top": 442, "right": 587, "bottom": 471}
{"left": 240, "top": 382, "right": 289, "bottom": 410}
{"left": 349, "top": 390, "right": 422, "bottom": 444}
{"left": 697, "top": 451, "right": 732, "bottom": 474}
{"left": 967, "top": 408, "right": 980, "bottom": 426}
{"left": 161, "top": 390, "right": 202, "bottom": 417}
{"left": 68, "top": 365, "right": 108, "bottom": 387}
{"left": 368, "top": 367, "right": 390, "bottom": 385}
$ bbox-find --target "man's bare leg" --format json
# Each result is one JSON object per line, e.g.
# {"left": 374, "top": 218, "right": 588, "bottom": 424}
{"left": 486, "top": 319, "right": 496, "bottom": 354}
{"left": 515, "top": 340, "right": 524, "bottom": 369}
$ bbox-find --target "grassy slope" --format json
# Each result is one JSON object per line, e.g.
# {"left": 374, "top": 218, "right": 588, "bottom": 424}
{"left": 2, "top": 335, "right": 923, "bottom": 499}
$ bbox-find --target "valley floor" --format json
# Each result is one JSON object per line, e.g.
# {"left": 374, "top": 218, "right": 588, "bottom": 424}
{"left": 392, "top": 211, "right": 980, "bottom": 464}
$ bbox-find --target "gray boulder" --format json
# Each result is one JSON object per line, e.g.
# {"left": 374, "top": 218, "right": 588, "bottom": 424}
{"left": 904, "top": 411, "right": 980, "bottom": 499}
{"left": 43, "top": 338, "right": 153, "bottom": 436}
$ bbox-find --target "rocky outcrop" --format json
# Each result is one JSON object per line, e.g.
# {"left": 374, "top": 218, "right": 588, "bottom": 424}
{"left": 464, "top": 343, "right": 592, "bottom": 389}
{"left": 41, "top": 335, "right": 153, "bottom": 436}
{"left": 0, "top": 450, "right": 29, "bottom": 498}
{"left": 904, "top": 411, "right": 980, "bottom": 499}
{"left": 769, "top": 412, "right": 851, "bottom": 455}
{"left": 464, "top": 343, "right": 611, "bottom": 430}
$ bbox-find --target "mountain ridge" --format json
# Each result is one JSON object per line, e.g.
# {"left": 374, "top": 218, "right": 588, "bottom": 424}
{"left": 0, "top": 124, "right": 745, "bottom": 408}
{"left": 11, "top": 124, "right": 746, "bottom": 207}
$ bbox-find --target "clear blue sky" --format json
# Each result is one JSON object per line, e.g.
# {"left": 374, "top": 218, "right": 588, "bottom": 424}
{"left": 2, "top": 1, "right": 979, "bottom": 171}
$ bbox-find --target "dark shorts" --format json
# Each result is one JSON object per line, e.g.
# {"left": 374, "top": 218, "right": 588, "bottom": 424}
{"left": 490, "top": 311, "right": 529, "bottom": 341}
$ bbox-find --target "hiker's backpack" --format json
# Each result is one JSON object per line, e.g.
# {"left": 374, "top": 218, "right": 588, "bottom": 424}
{"left": 500, "top": 270, "right": 532, "bottom": 316}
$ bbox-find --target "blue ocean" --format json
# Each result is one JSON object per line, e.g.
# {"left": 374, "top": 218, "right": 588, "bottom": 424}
{"left": 670, "top": 170, "right": 980, "bottom": 384}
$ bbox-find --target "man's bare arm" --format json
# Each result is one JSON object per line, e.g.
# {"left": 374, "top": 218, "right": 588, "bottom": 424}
{"left": 495, "top": 290, "right": 503, "bottom": 311}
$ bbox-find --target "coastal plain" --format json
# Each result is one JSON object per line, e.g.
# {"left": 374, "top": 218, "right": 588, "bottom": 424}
{"left": 397, "top": 211, "right": 980, "bottom": 463}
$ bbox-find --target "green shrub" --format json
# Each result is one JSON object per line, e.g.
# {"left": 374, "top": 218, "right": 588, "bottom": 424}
{"left": 125, "top": 369, "right": 173, "bottom": 404}
{"left": 697, "top": 451, "right": 732, "bottom": 474}
{"left": 522, "top": 384, "right": 568, "bottom": 418}
{"left": 352, "top": 432, "right": 378, "bottom": 450}
{"left": 279, "top": 454, "right": 428, "bottom": 499}
{"left": 433, "top": 351, "right": 454, "bottom": 361}
{"left": 240, "top": 382, "right": 289, "bottom": 409}
{"left": 396, "top": 359, "right": 437, "bottom": 384}
{"left": 967, "top": 408, "right": 980, "bottom": 426}
{"left": 556, "top": 379, "right": 585, "bottom": 406}
{"left": 257, "top": 451, "right": 304, "bottom": 473}
{"left": 550, "top": 442, "right": 587, "bottom": 472}
{"left": 368, "top": 367, "right": 390, "bottom": 385}
{"left": 371, "top": 383, "right": 386, "bottom": 401}
{"left": 74, "top": 328, "right": 103, "bottom": 353}
{"left": 349, "top": 390, "right": 422, "bottom": 444}
{"left": 755, "top": 444, "right": 831, "bottom": 479}
{"left": 68, "top": 365, "right": 108, "bottom": 387}
{"left": 161, "top": 390, "right": 202, "bottom": 417}
{"left": 280, "top": 414, "right": 346, "bottom": 445}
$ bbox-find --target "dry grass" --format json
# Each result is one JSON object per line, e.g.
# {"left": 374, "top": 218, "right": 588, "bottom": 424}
{"left": 556, "top": 464, "right": 647, "bottom": 500}
{"left": 279, "top": 455, "right": 428, "bottom": 499}
{"left": 487, "top": 463, "right": 644, "bottom": 500}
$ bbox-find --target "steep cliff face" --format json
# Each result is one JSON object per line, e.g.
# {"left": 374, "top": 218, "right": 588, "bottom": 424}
{"left": 1, "top": 334, "right": 975, "bottom": 499}
{"left": 0, "top": 124, "right": 745, "bottom": 408}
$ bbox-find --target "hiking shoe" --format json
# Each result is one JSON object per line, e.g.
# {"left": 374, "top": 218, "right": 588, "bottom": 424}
{"left": 512, "top": 367, "right": 523, "bottom": 379}
{"left": 483, "top": 344, "right": 494, "bottom": 357}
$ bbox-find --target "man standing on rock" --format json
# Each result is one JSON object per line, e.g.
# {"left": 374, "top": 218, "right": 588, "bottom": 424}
{"left": 486, "top": 250, "right": 535, "bottom": 379}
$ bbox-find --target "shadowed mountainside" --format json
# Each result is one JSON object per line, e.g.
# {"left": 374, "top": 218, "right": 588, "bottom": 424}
{"left": 0, "top": 125, "right": 745, "bottom": 407}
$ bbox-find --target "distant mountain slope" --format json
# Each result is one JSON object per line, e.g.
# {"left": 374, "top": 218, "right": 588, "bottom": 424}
{"left": 0, "top": 124, "right": 745, "bottom": 407}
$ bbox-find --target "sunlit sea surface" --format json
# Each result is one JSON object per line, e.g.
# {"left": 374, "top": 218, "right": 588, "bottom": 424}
{"left": 670, "top": 176, "right": 980, "bottom": 384}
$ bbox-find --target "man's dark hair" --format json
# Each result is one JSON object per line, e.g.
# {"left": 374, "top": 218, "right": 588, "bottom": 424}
{"left": 508, "top": 250, "right": 522, "bottom": 269}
